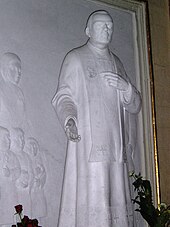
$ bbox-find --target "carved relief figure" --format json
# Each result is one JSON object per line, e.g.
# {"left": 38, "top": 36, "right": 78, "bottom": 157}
{"left": 0, "top": 53, "right": 27, "bottom": 130}
{"left": 0, "top": 126, "right": 20, "bottom": 227}
{"left": 10, "top": 128, "right": 33, "bottom": 217}
{"left": 52, "top": 10, "right": 141, "bottom": 227}
{"left": 25, "top": 137, "right": 47, "bottom": 220}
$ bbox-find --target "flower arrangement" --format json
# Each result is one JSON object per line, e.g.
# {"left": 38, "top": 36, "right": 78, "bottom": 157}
{"left": 130, "top": 172, "right": 170, "bottom": 227}
{"left": 12, "top": 205, "right": 42, "bottom": 227}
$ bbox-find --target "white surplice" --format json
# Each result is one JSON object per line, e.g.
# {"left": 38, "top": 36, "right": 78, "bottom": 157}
{"left": 52, "top": 42, "right": 141, "bottom": 227}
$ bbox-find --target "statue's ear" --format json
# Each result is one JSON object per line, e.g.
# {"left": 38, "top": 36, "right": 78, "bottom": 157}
{"left": 85, "top": 27, "right": 90, "bottom": 38}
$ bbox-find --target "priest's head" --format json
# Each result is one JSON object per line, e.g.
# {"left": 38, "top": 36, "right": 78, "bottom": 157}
{"left": 85, "top": 10, "right": 113, "bottom": 49}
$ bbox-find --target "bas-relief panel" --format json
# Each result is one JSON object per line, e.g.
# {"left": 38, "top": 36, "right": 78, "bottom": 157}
{"left": 0, "top": 0, "right": 149, "bottom": 226}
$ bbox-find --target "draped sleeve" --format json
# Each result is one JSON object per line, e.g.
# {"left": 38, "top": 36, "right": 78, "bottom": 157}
{"left": 51, "top": 51, "right": 80, "bottom": 129}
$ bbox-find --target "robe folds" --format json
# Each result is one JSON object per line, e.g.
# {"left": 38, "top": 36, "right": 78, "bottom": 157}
{"left": 52, "top": 42, "right": 141, "bottom": 227}
{"left": 0, "top": 76, "right": 29, "bottom": 132}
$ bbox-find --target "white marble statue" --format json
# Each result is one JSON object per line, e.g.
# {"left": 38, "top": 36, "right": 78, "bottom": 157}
{"left": 0, "top": 53, "right": 27, "bottom": 131}
{"left": 52, "top": 10, "right": 141, "bottom": 227}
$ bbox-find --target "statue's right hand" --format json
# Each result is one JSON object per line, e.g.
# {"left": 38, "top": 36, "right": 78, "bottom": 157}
{"left": 65, "top": 118, "right": 81, "bottom": 142}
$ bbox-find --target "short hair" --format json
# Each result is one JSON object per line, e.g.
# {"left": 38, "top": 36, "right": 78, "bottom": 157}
{"left": 1, "top": 52, "right": 21, "bottom": 68}
{"left": 86, "top": 10, "right": 112, "bottom": 30}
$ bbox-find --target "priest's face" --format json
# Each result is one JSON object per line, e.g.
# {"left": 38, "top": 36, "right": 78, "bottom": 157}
{"left": 88, "top": 13, "right": 113, "bottom": 47}
{"left": 7, "top": 60, "right": 21, "bottom": 85}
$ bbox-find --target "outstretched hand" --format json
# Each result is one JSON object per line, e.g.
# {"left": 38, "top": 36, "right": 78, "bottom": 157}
{"left": 65, "top": 118, "right": 81, "bottom": 142}
{"left": 100, "top": 71, "right": 129, "bottom": 91}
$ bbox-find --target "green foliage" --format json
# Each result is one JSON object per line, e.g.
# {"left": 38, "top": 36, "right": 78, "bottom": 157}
{"left": 130, "top": 172, "right": 170, "bottom": 227}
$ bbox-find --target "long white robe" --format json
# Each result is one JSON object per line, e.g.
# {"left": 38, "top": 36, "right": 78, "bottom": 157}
{"left": 52, "top": 42, "right": 141, "bottom": 227}
{"left": 0, "top": 78, "right": 26, "bottom": 129}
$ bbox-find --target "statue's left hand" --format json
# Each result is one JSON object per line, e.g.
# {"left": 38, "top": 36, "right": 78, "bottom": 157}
{"left": 101, "top": 72, "right": 129, "bottom": 91}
